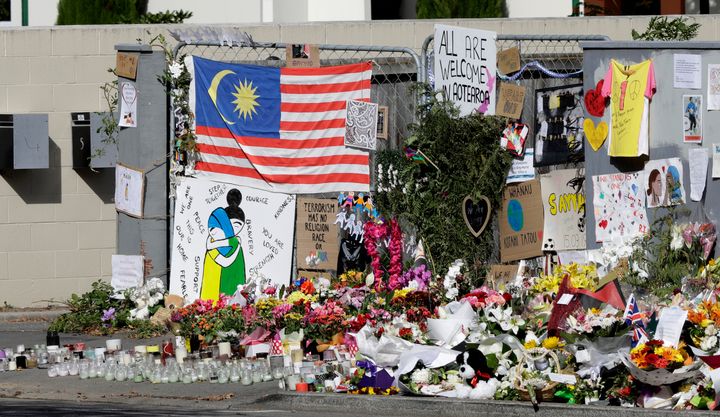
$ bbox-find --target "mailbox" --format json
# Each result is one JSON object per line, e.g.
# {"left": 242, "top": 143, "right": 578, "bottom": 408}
{"left": 0, "top": 115, "right": 11, "bottom": 170}
{"left": 0, "top": 114, "right": 49, "bottom": 170}
{"left": 71, "top": 112, "right": 117, "bottom": 169}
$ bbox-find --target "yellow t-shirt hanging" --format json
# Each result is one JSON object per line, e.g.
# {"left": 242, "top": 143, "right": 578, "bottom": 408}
{"left": 601, "top": 59, "right": 656, "bottom": 157}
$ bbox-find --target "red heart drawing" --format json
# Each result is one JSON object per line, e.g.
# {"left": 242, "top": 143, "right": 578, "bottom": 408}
{"left": 599, "top": 219, "right": 609, "bottom": 229}
{"left": 584, "top": 79, "right": 606, "bottom": 118}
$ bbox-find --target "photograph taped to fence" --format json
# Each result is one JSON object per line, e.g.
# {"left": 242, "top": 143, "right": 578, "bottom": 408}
{"left": 533, "top": 84, "right": 584, "bottom": 167}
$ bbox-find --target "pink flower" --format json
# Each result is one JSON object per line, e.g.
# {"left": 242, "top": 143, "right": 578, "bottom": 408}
{"left": 264, "top": 286, "right": 277, "bottom": 296}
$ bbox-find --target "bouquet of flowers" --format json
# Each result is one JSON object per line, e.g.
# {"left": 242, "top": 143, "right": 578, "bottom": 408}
{"left": 630, "top": 340, "right": 690, "bottom": 371}
{"left": 687, "top": 299, "right": 720, "bottom": 352}
{"left": 564, "top": 305, "right": 626, "bottom": 339}
{"left": 533, "top": 263, "right": 598, "bottom": 296}
{"left": 335, "top": 270, "right": 367, "bottom": 288}
{"left": 171, "top": 296, "right": 241, "bottom": 342}
{"left": 304, "top": 300, "right": 347, "bottom": 342}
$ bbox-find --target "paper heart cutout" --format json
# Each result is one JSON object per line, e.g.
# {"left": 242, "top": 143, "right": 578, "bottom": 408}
{"left": 584, "top": 79, "right": 606, "bottom": 118}
{"left": 584, "top": 118, "right": 608, "bottom": 152}
{"left": 462, "top": 195, "right": 491, "bottom": 238}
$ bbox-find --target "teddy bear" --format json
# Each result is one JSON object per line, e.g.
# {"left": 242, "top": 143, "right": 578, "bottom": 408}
{"left": 454, "top": 348, "right": 500, "bottom": 400}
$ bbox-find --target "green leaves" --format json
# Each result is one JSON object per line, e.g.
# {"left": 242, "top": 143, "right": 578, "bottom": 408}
{"left": 375, "top": 84, "right": 511, "bottom": 281}
{"left": 631, "top": 16, "right": 700, "bottom": 41}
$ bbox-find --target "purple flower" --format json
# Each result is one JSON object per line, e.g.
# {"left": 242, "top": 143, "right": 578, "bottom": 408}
{"left": 102, "top": 307, "right": 116, "bottom": 323}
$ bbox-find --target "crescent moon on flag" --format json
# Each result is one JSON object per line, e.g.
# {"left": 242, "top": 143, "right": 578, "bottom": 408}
{"left": 208, "top": 69, "right": 236, "bottom": 125}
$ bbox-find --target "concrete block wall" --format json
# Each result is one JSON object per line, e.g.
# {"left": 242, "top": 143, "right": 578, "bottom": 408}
{"left": 2, "top": 15, "right": 720, "bottom": 306}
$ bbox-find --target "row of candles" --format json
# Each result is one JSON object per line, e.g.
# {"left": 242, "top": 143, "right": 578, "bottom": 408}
{"left": 2, "top": 337, "right": 349, "bottom": 392}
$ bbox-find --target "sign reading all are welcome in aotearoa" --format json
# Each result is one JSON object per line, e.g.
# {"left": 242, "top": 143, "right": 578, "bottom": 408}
{"left": 434, "top": 24, "right": 497, "bottom": 117}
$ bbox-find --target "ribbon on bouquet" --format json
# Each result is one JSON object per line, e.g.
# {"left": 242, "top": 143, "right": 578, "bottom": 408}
{"left": 239, "top": 327, "right": 272, "bottom": 346}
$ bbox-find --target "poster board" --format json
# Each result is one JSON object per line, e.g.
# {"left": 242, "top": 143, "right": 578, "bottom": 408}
{"left": 116, "top": 52, "right": 139, "bottom": 79}
{"left": 115, "top": 163, "right": 144, "bottom": 217}
{"left": 487, "top": 264, "right": 520, "bottom": 291}
{"left": 540, "top": 169, "right": 586, "bottom": 251}
{"left": 111, "top": 255, "right": 144, "bottom": 292}
{"left": 434, "top": 24, "right": 497, "bottom": 116}
{"left": 499, "top": 179, "right": 544, "bottom": 262}
{"left": 295, "top": 197, "right": 339, "bottom": 272}
{"left": 582, "top": 42, "right": 720, "bottom": 253}
{"left": 534, "top": 84, "right": 584, "bottom": 166}
{"left": 169, "top": 177, "right": 296, "bottom": 302}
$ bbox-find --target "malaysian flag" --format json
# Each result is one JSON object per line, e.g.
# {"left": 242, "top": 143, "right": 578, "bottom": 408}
{"left": 188, "top": 56, "right": 372, "bottom": 193}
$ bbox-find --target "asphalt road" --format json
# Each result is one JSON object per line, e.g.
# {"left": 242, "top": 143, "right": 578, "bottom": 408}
{"left": 0, "top": 399, "right": 374, "bottom": 417}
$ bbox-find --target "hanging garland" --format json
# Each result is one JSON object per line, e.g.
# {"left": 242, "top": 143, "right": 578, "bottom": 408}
{"left": 364, "top": 219, "right": 404, "bottom": 292}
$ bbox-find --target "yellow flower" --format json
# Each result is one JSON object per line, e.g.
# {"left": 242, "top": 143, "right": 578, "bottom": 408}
{"left": 542, "top": 336, "right": 565, "bottom": 350}
{"left": 393, "top": 289, "right": 411, "bottom": 299}
{"left": 524, "top": 340, "right": 538, "bottom": 349}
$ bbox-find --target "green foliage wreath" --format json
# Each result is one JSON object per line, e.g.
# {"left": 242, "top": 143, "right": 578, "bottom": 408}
{"left": 375, "top": 86, "right": 512, "bottom": 283}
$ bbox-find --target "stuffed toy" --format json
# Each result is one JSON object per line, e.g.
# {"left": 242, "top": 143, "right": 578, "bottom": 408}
{"left": 455, "top": 349, "right": 500, "bottom": 400}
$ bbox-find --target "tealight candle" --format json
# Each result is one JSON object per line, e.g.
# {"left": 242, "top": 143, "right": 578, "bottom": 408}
{"left": 295, "top": 382, "right": 309, "bottom": 392}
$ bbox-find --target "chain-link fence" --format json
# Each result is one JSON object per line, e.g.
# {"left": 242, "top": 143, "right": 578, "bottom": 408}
{"left": 174, "top": 41, "right": 421, "bottom": 152}
{"left": 421, "top": 34, "right": 609, "bottom": 167}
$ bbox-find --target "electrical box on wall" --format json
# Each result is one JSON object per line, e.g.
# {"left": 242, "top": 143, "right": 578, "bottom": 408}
{"left": 0, "top": 114, "right": 49, "bottom": 170}
{"left": 71, "top": 112, "right": 117, "bottom": 169}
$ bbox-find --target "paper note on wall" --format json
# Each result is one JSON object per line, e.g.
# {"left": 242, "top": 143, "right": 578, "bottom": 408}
{"left": 689, "top": 148, "right": 709, "bottom": 201}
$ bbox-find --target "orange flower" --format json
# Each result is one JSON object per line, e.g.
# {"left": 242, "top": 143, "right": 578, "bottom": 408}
{"left": 300, "top": 280, "right": 316, "bottom": 295}
{"left": 688, "top": 309, "right": 708, "bottom": 325}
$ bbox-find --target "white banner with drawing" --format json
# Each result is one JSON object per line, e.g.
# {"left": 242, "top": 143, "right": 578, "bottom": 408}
{"left": 169, "top": 177, "right": 296, "bottom": 303}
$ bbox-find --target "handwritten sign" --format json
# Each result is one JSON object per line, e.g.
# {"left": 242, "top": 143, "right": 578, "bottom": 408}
{"left": 286, "top": 44, "right": 320, "bottom": 68}
{"left": 540, "top": 169, "right": 586, "bottom": 251}
{"left": 499, "top": 179, "right": 544, "bottom": 262}
{"left": 434, "top": 24, "right": 497, "bottom": 116}
{"left": 497, "top": 47, "right": 521, "bottom": 75}
{"left": 487, "top": 264, "right": 520, "bottom": 291}
{"left": 111, "top": 255, "right": 144, "bottom": 292}
{"left": 496, "top": 83, "right": 526, "bottom": 120}
{"left": 116, "top": 52, "right": 139, "bottom": 79}
{"left": 169, "top": 177, "right": 296, "bottom": 303}
{"left": 591, "top": 172, "right": 648, "bottom": 243}
{"left": 295, "top": 197, "right": 339, "bottom": 271}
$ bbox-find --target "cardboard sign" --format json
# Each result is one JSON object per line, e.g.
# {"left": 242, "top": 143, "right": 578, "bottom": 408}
{"left": 496, "top": 83, "right": 526, "bottom": 120}
{"left": 434, "top": 24, "right": 497, "bottom": 116}
{"left": 286, "top": 44, "right": 320, "bottom": 68}
{"left": 487, "top": 264, "right": 520, "bottom": 291}
{"left": 497, "top": 47, "right": 521, "bottom": 75}
{"left": 169, "top": 177, "right": 297, "bottom": 302}
{"left": 116, "top": 52, "right": 139, "bottom": 79}
{"left": 499, "top": 179, "right": 544, "bottom": 262}
{"left": 297, "top": 269, "right": 333, "bottom": 282}
{"left": 540, "top": 169, "right": 586, "bottom": 251}
{"left": 295, "top": 197, "right": 339, "bottom": 271}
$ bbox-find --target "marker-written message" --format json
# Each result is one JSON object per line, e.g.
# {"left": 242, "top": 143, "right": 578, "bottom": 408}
{"left": 169, "top": 177, "right": 296, "bottom": 302}
{"left": 434, "top": 24, "right": 497, "bottom": 116}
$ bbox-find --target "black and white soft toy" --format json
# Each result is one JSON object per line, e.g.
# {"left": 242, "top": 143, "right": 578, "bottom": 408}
{"left": 455, "top": 349, "right": 500, "bottom": 400}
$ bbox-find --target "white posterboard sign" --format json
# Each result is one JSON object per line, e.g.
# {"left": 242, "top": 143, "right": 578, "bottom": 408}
{"left": 114, "top": 163, "right": 144, "bottom": 217}
{"left": 111, "top": 255, "right": 144, "bottom": 292}
{"left": 434, "top": 24, "right": 497, "bottom": 117}
{"left": 169, "top": 177, "right": 297, "bottom": 303}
